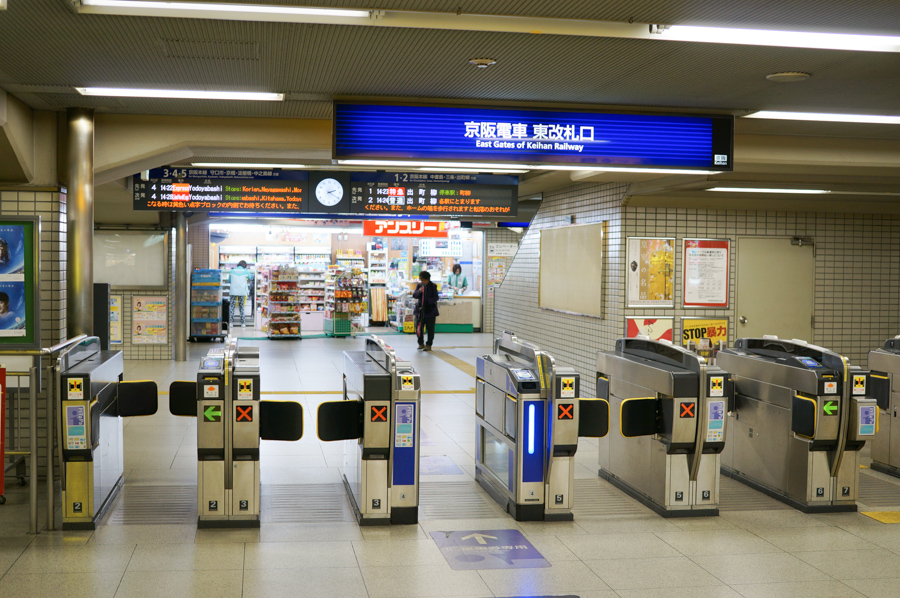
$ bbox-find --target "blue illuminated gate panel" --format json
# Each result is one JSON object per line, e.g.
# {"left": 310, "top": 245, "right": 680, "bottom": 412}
{"left": 334, "top": 103, "right": 733, "bottom": 170}
{"left": 522, "top": 401, "right": 545, "bottom": 483}
{"left": 392, "top": 402, "right": 416, "bottom": 486}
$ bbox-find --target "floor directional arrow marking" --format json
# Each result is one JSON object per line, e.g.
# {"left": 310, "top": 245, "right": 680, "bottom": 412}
{"left": 461, "top": 533, "right": 497, "bottom": 545}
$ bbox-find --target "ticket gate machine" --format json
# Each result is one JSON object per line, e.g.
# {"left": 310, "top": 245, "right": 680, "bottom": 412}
{"left": 718, "top": 337, "right": 878, "bottom": 512}
{"left": 59, "top": 336, "right": 158, "bottom": 530}
{"left": 864, "top": 337, "right": 900, "bottom": 477}
{"left": 596, "top": 338, "right": 733, "bottom": 517}
{"left": 169, "top": 338, "right": 303, "bottom": 527}
{"left": 317, "top": 336, "right": 421, "bottom": 525}
{"left": 476, "top": 331, "right": 609, "bottom": 522}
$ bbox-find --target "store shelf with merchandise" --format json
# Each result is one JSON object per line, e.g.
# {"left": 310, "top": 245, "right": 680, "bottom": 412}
{"left": 324, "top": 265, "right": 368, "bottom": 337}
{"left": 266, "top": 265, "right": 303, "bottom": 339}
{"left": 190, "top": 268, "right": 224, "bottom": 341}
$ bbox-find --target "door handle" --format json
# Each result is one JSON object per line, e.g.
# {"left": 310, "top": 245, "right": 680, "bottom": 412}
{"left": 739, "top": 316, "right": 748, "bottom": 324}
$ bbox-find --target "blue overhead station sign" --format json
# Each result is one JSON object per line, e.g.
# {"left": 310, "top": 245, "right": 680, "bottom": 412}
{"left": 334, "top": 102, "right": 734, "bottom": 170}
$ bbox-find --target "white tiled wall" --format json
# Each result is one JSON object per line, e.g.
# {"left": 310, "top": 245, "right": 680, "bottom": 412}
{"left": 494, "top": 182, "right": 900, "bottom": 396}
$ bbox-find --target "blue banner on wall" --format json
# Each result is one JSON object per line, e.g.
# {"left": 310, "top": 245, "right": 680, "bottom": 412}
{"left": 334, "top": 103, "right": 733, "bottom": 170}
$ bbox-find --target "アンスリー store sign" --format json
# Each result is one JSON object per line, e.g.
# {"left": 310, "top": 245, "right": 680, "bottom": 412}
{"left": 133, "top": 169, "right": 517, "bottom": 217}
{"left": 334, "top": 103, "right": 734, "bottom": 170}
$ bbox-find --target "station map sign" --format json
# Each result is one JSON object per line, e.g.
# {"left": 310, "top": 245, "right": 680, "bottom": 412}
{"left": 334, "top": 102, "right": 734, "bottom": 171}
{"left": 133, "top": 168, "right": 517, "bottom": 217}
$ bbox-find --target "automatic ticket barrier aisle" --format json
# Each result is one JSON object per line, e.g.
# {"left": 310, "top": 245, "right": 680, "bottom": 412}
{"left": 475, "top": 331, "right": 609, "bottom": 522}
{"left": 170, "top": 338, "right": 303, "bottom": 527}
{"left": 718, "top": 337, "right": 878, "bottom": 512}
{"left": 864, "top": 337, "right": 900, "bottom": 477}
{"left": 317, "top": 336, "right": 421, "bottom": 525}
{"left": 59, "top": 337, "right": 158, "bottom": 530}
{"left": 596, "top": 338, "right": 733, "bottom": 517}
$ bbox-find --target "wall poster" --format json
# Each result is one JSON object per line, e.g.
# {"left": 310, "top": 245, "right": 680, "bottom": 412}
{"left": 487, "top": 256, "right": 507, "bottom": 294}
{"left": 625, "top": 317, "right": 674, "bottom": 342}
{"left": 626, "top": 237, "right": 675, "bottom": 307}
{"left": 132, "top": 296, "right": 168, "bottom": 344}
{"left": 683, "top": 239, "right": 730, "bottom": 308}
{"left": 110, "top": 295, "right": 123, "bottom": 344}
{"left": 0, "top": 217, "right": 39, "bottom": 348}
{"left": 681, "top": 317, "right": 728, "bottom": 347}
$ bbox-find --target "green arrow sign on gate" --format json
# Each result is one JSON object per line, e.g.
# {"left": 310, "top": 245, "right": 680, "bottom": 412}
{"left": 823, "top": 400, "right": 838, "bottom": 416}
{"left": 204, "top": 405, "right": 222, "bottom": 422}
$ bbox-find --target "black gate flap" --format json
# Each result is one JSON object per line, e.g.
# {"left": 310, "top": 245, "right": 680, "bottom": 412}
{"left": 869, "top": 374, "right": 891, "bottom": 411}
{"left": 260, "top": 401, "right": 303, "bottom": 441}
{"left": 620, "top": 398, "right": 659, "bottom": 438}
{"left": 791, "top": 395, "right": 817, "bottom": 439}
{"left": 169, "top": 381, "right": 198, "bottom": 417}
{"left": 579, "top": 398, "right": 609, "bottom": 438}
{"left": 117, "top": 380, "right": 158, "bottom": 417}
{"left": 317, "top": 400, "right": 363, "bottom": 441}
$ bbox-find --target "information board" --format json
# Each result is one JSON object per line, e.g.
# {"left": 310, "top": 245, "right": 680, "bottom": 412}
{"left": 0, "top": 217, "right": 39, "bottom": 349}
{"left": 334, "top": 102, "right": 734, "bottom": 170}
{"left": 683, "top": 239, "right": 730, "bottom": 308}
{"left": 132, "top": 296, "right": 168, "bottom": 344}
{"left": 134, "top": 169, "right": 517, "bottom": 217}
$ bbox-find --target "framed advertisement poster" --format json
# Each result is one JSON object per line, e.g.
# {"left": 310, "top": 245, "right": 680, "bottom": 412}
{"left": 681, "top": 318, "right": 728, "bottom": 347}
{"left": 626, "top": 237, "right": 675, "bottom": 308}
{"left": 0, "top": 217, "right": 40, "bottom": 349}
{"left": 683, "top": 239, "right": 730, "bottom": 308}
{"left": 625, "top": 317, "right": 674, "bottom": 342}
{"left": 132, "top": 296, "right": 168, "bottom": 344}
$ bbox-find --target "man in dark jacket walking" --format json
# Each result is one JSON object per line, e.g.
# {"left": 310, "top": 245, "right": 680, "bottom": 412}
{"left": 413, "top": 270, "right": 439, "bottom": 351}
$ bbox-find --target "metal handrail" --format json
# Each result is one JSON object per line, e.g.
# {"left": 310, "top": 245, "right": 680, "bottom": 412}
{"left": 0, "top": 334, "right": 92, "bottom": 534}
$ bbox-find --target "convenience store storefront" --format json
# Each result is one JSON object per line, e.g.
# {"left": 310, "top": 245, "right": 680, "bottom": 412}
{"left": 205, "top": 219, "right": 497, "bottom": 338}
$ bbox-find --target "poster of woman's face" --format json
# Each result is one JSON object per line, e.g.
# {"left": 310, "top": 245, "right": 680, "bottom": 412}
{"left": 0, "top": 281, "right": 27, "bottom": 336}
{"left": 0, "top": 225, "right": 25, "bottom": 277}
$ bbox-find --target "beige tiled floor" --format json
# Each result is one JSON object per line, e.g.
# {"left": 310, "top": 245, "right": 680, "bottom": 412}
{"left": 1, "top": 332, "right": 900, "bottom": 597}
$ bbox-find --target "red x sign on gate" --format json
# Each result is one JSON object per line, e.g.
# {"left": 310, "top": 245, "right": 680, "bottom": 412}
{"left": 371, "top": 406, "right": 387, "bottom": 422}
{"left": 558, "top": 403, "right": 574, "bottom": 420}
{"left": 680, "top": 402, "right": 695, "bottom": 418}
{"left": 236, "top": 405, "right": 253, "bottom": 422}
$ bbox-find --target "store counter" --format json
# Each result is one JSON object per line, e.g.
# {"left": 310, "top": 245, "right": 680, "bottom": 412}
{"left": 436, "top": 294, "right": 482, "bottom": 333}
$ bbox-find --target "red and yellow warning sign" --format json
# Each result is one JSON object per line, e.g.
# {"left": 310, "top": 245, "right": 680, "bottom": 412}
{"left": 560, "top": 377, "right": 575, "bottom": 398}
{"left": 853, "top": 375, "right": 866, "bottom": 396}
{"left": 710, "top": 376, "right": 724, "bottom": 397}
{"left": 67, "top": 378, "right": 84, "bottom": 401}
{"left": 238, "top": 379, "right": 253, "bottom": 400}
{"left": 401, "top": 375, "right": 414, "bottom": 391}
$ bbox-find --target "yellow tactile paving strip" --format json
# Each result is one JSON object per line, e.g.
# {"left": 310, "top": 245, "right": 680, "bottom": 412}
{"left": 861, "top": 511, "right": 900, "bottom": 523}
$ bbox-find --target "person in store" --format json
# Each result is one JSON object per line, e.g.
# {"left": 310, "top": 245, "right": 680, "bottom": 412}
{"left": 413, "top": 270, "right": 439, "bottom": 351}
{"left": 230, "top": 260, "right": 252, "bottom": 327}
{"left": 447, "top": 263, "right": 468, "bottom": 295}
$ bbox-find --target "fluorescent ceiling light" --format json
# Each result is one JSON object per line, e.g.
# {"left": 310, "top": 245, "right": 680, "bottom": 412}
{"left": 338, "top": 160, "right": 719, "bottom": 175}
{"left": 191, "top": 163, "right": 307, "bottom": 169}
{"left": 414, "top": 167, "right": 528, "bottom": 174}
{"left": 744, "top": 111, "right": 900, "bottom": 125}
{"left": 75, "top": 87, "right": 284, "bottom": 101}
{"left": 707, "top": 187, "right": 830, "bottom": 194}
{"left": 661, "top": 25, "right": 900, "bottom": 53}
{"left": 80, "top": 0, "right": 371, "bottom": 19}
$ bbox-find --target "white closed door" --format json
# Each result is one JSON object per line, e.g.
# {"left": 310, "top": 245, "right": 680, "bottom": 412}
{"left": 736, "top": 237, "right": 814, "bottom": 342}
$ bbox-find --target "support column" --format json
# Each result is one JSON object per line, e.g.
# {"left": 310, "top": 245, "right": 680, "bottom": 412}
{"left": 174, "top": 212, "right": 188, "bottom": 361}
{"left": 66, "top": 108, "right": 94, "bottom": 338}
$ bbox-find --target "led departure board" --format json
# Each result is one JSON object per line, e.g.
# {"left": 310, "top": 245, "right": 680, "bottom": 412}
{"left": 133, "top": 168, "right": 308, "bottom": 212}
{"left": 349, "top": 172, "right": 517, "bottom": 216}
{"left": 134, "top": 169, "right": 517, "bottom": 217}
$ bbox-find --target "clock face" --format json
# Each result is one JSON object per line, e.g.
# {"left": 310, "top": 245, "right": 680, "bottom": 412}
{"left": 315, "top": 178, "right": 344, "bottom": 206}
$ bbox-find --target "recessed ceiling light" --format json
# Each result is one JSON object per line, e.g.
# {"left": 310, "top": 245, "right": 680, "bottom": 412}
{"left": 75, "top": 87, "right": 284, "bottom": 101}
{"left": 744, "top": 110, "right": 900, "bottom": 125}
{"left": 468, "top": 58, "right": 497, "bottom": 68}
{"left": 80, "top": 0, "right": 371, "bottom": 19}
{"left": 765, "top": 72, "right": 811, "bottom": 83}
{"left": 660, "top": 25, "right": 900, "bottom": 53}
{"left": 707, "top": 187, "right": 830, "bottom": 194}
